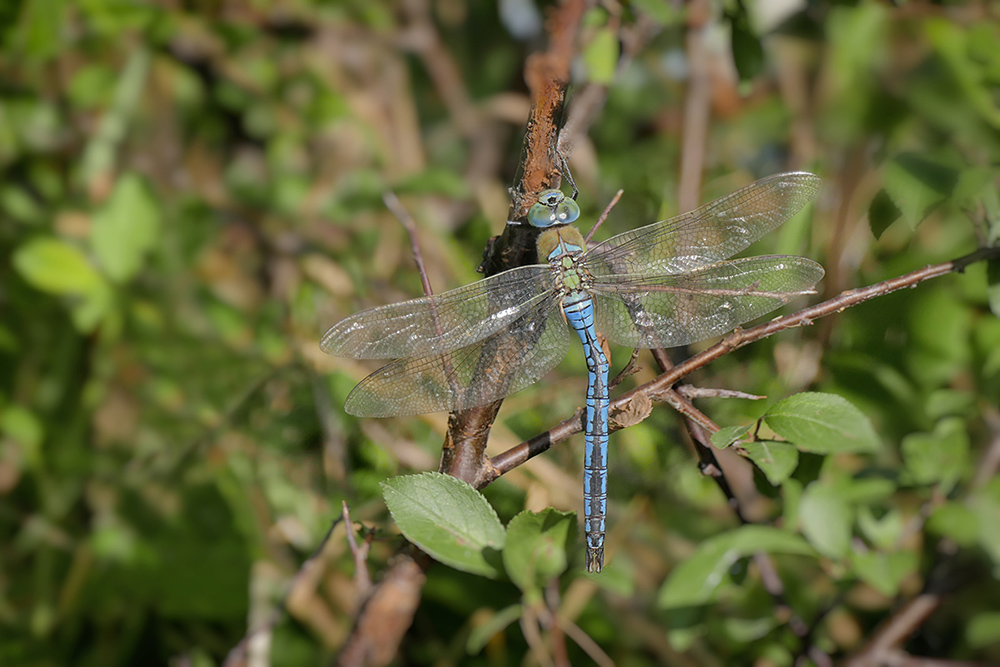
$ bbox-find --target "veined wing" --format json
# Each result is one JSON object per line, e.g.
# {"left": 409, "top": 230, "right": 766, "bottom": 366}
{"left": 321, "top": 264, "right": 554, "bottom": 359}
{"left": 344, "top": 292, "right": 570, "bottom": 417}
{"left": 581, "top": 172, "right": 820, "bottom": 277}
{"left": 591, "top": 256, "right": 824, "bottom": 349}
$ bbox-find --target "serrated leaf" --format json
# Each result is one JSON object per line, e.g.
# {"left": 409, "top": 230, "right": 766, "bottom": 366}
{"left": 12, "top": 237, "right": 104, "bottom": 294}
{"left": 742, "top": 440, "right": 799, "bottom": 485}
{"left": 90, "top": 173, "right": 161, "bottom": 283}
{"left": 382, "top": 472, "right": 506, "bottom": 578}
{"left": 799, "top": 482, "right": 853, "bottom": 559}
{"left": 711, "top": 424, "right": 751, "bottom": 449}
{"left": 658, "top": 526, "right": 814, "bottom": 608}
{"left": 503, "top": 509, "right": 575, "bottom": 593}
{"left": 763, "top": 392, "right": 880, "bottom": 454}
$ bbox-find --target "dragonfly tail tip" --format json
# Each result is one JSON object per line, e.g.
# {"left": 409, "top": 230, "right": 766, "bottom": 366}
{"left": 586, "top": 547, "right": 605, "bottom": 574}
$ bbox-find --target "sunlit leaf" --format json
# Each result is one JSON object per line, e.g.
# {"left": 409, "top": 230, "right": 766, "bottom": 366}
{"left": 658, "top": 526, "right": 814, "bottom": 608}
{"left": 763, "top": 392, "right": 881, "bottom": 454}
{"left": 799, "top": 482, "right": 853, "bottom": 559}
{"left": 382, "top": 473, "right": 506, "bottom": 578}
{"left": 503, "top": 509, "right": 575, "bottom": 593}
{"left": 91, "top": 173, "right": 162, "bottom": 283}
{"left": 742, "top": 440, "right": 799, "bottom": 485}
{"left": 12, "top": 237, "right": 103, "bottom": 294}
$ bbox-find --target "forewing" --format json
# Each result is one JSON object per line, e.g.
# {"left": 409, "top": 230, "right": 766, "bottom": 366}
{"left": 321, "top": 264, "right": 554, "bottom": 359}
{"left": 344, "top": 293, "right": 570, "bottom": 417}
{"left": 592, "top": 256, "right": 824, "bottom": 349}
{"left": 582, "top": 172, "right": 820, "bottom": 276}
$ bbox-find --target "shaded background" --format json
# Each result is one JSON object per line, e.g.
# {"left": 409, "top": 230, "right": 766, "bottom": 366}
{"left": 1, "top": 0, "right": 999, "bottom": 665}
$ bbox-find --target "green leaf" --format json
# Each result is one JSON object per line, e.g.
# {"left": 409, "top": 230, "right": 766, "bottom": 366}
{"left": 987, "top": 258, "right": 1000, "bottom": 319}
{"left": 927, "top": 501, "right": 979, "bottom": 546}
{"left": 90, "top": 173, "right": 162, "bottom": 283}
{"left": 850, "top": 550, "right": 918, "bottom": 597}
{"left": 742, "top": 440, "right": 799, "bottom": 485}
{"left": 467, "top": 604, "right": 522, "bottom": 654}
{"left": 503, "top": 509, "right": 576, "bottom": 593}
{"left": 763, "top": 392, "right": 881, "bottom": 455}
{"left": 856, "top": 507, "right": 904, "bottom": 551}
{"left": 711, "top": 424, "right": 751, "bottom": 449}
{"left": 882, "top": 153, "right": 958, "bottom": 229}
{"left": 799, "top": 482, "right": 854, "bottom": 559}
{"left": 583, "top": 26, "right": 619, "bottom": 85}
{"left": 868, "top": 189, "right": 901, "bottom": 240}
{"left": 382, "top": 473, "right": 506, "bottom": 578}
{"left": 12, "top": 237, "right": 103, "bottom": 294}
{"left": 658, "top": 526, "right": 814, "bottom": 609}
{"left": 901, "top": 417, "right": 969, "bottom": 490}
{"left": 729, "top": 2, "right": 763, "bottom": 82}
{"left": 966, "top": 612, "right": 1000, "bottom": 650}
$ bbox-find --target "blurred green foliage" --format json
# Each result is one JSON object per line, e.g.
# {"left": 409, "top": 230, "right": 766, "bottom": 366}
{"left": 1, "top": 0, "right": 999, "bottom": 666}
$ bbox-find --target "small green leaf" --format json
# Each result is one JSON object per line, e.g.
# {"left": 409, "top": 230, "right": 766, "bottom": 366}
{"left": 927, "top": 501, "right": 979, "bottom": 546}
{"left": 711, "top": 424, "right": 751, "bottom": 449}
{"left": 856, "top": 507, "right": 904, "bottom": 550}
{"left": 966, "top": 612, "right": 1000, "bottom": 650}
{"left": 763, "top": 392, "right": 881, "bottom": 454}
{"left": 503, "top": 509, "right": 575, "bottom": 593}
{"left": 729, "top": 3, "right": 763, "bottom": 82}
{"left": 868, "top": 189, "right": 901, "bottom": 240}
{"left": 658, "top": 526, "right": 814, "bottom": 608}
{"left": 583, "top": 27, "right": 619, "bottom": 85}
{"left": 799, "top": 482, "right": 853, "bottom": 559}
{"left": 382, "top": 472, "right": 506, "bottom": 578}
{"left": 850, "top": 549, "right": 918, "bottom": 597}
{"left": 12, "top": 237, "right": 103, "bottom": 294}
{"left": 90, "top": 173, "right": 162, "bottom": 283}
{"left": 987, "top": 258, "right": 1000, "bottom": 319}
{"left": 742, "top": 440, "right": 799, "bottom": 485}
{"left": 901, "top": 417, "right": 969, "bottom": 490}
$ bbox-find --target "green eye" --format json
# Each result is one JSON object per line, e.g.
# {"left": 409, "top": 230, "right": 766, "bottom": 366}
{"left": 528, "top": 189, "right": 580, "bottom": 228}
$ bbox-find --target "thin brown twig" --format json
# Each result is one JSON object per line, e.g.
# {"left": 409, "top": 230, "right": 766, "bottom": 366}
{"left": 556, "top": 614, "right": 616, "bottom": 667}
{"left": 676, "top": 385, "right": 766, "bottom": 400}
{"left": 678, "top": 0, "right": 711, "bottom": 212}
{"left": 342, "top": 501, "right": 372, "bottom": 595}
{"left": 584, "top": 188, "right": 624, "bottom": 244}
{"left": 383, "top": 191, "right": 434, "bottom": 298}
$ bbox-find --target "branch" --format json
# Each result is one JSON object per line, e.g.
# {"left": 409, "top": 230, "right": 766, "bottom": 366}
{"left": 487, "top": 245, "right": 1000, "bottom": 479}
{"left": 439, "top": 0, "right": 586, "bottom": 486}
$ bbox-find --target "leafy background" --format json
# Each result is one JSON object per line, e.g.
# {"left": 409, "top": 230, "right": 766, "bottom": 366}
{"left": 1, "top": 0, "right": 999, "bottom": 665}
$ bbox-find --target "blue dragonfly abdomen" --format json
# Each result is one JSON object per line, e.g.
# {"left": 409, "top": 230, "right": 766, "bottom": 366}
{"left": 533, "top": 212, "right": 611, "bottom": 572}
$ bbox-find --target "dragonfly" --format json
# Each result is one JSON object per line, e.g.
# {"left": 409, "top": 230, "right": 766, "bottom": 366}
{"left": 321, "top": 172, "right": 824, "bottom": 573}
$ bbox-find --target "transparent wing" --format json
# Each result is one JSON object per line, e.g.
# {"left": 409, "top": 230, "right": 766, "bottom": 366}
{"left": 321, "top": 264, "right": 554, "bottom": 359}
{"left": 582, "top": 172, "right": 820, "bottom": 277}
{"left": 591, "top": 256, "right": 824, "bottom": 349}
{"left": 344, "top": 293, "right": 570, "bottom": 417}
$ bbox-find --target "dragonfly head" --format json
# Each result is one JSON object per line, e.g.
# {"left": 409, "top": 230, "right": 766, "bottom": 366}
{"left": 527, "top": 189, "right": 581, "bottom": 228}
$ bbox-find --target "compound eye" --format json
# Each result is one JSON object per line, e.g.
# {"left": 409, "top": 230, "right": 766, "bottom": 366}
{"left": 555, "top": 198, "right": 580, "bottom": 224}
{"left": 527, "top": 189, "right": 579, "bottom": 228}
